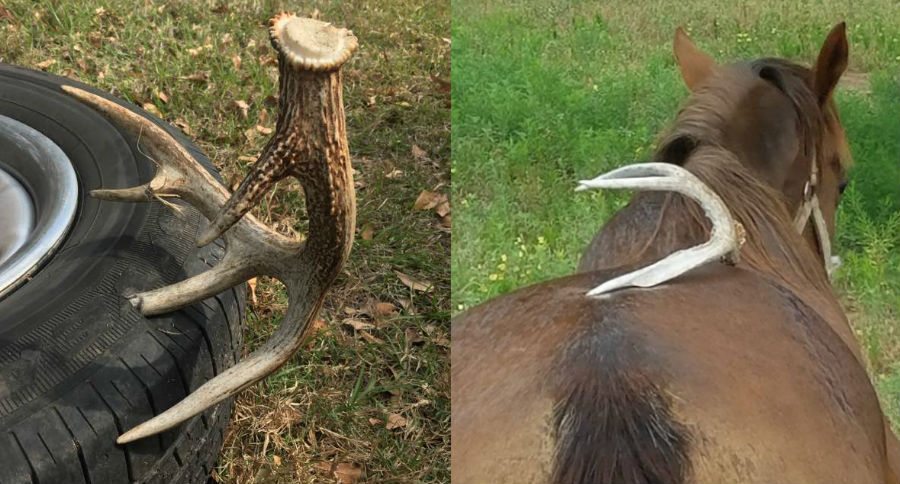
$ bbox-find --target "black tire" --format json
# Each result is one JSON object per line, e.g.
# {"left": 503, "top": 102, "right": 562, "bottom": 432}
{"left": 0, "top": 64, "right": 245, "bottom": 484}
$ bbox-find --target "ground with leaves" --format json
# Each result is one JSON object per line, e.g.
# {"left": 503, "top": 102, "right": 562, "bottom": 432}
{"left": 1, "top": 1, "right": 449, "bottom": 482}
{"left": 453, "top": 0, "right": 900, "bottom": 426}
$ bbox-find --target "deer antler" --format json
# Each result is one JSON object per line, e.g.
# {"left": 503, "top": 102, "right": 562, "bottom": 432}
{"left": 63, "top": 13, "right": 357, "bottom": 444}
{"left": 576, "top": 163, "right": 745, "bottom": 296}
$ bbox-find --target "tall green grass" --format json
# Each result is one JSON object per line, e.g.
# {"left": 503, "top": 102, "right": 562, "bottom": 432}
{"left": 452, "top": 0, "right": 900, "bottom": 422}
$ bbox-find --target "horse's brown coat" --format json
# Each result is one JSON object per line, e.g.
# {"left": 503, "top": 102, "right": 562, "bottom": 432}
{"left": 452, "top": 24, "right": 899, "bottom": 483}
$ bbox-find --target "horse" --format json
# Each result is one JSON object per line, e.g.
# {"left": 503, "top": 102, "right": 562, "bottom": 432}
{"left": 452, "top": 23, "right": 900, "bottom": 483}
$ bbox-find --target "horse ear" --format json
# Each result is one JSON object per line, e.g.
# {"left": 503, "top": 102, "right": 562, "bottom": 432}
{"left": 812, "top": 22, "right": 848, "bottom": 104}
{"left": 673, "top": 27, "right": 716, "bottom": 91}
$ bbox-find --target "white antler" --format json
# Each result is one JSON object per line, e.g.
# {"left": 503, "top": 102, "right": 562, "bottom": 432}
{"left": 577, "top": 162, "right": 745, "bottom": 296}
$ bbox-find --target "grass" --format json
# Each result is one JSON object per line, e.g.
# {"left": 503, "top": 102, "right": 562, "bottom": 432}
{"left": 2, "top": 1, "right": 449, "bottom": 482}
{"left": 452, "top": 0, "right": 900, "bottom": 426}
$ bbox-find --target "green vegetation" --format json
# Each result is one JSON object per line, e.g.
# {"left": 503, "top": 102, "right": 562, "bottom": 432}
{"left": 453, "top": 0, "right": 900, "bottom": 423}
{"left": 2, "top": 1, "right": 449, "bottom": 482}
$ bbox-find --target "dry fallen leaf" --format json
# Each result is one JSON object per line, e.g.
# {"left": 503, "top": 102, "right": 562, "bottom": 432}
{"left": 35, "top": 59, "right": 56, "bottom": 69}
{"left": 231, "top": 54, "right": 242, "bottom": 71}
{"left": 155, "top": 90, "right": 169, "bottom": 104}
{"left": 373, "top": 302, "right": 398, "bottom": 318}
{"left": 174, "top": 118, "right": 193, "bottom": 136}
{"left": 385, "top": 169, "right": 404, "bottom": 179}
{"left": 359, "top": 331, "right": 384, "bottom": 344}
{"left": 411, "top": 144, "right": 429, "bottom": 161}
{"left": 386, "top": 413, "right": 407, "bottom": 430}
{"left": 234, "top": 99, "right": 250, "bottom": 119}
{"left": 360, "top": 223, "right": 375, "bottom": 241}
{"left": 334, "top": 463, "right": 363, "bottom": 484}
{"left": 413, "top": 190, "right": 447, "bottom": 211}
{"left": 141, "top": 102, "right": 162, "bottom": 117}
{"left": 435, "top": 199, "right": 451, "bottom": 218}
{"left": 247, "top": 277, "right": 258, "bottom": 306}
{"left": 256, "top": 124, "right": 273, "bottom": 135}
{"left": 0, "top": 6, "right": 15, "bottom": 23}
{"left": 272, "top": 455, "right": 282, "bottom": 467}
{"left": 180, "top": 71, "right": 209, "bottom": 83}
{"left": 430, "top": 74, "right": 451, "bottom": 94}
{"left": 343, "top": 318, "right": 375, "bottom": 331}
{"left": 395, "top": 270, "right": 434, "bottom": 293}
{"left": 368, "top": 417, "right": 383, "bottom": 426}
{"left": 405, "top": 327, "right": 426, "bottom": 346}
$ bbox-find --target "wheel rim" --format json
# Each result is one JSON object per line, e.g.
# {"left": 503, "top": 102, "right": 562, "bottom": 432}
{"left": 0, "top": 114, "right": 78, "bottom": 299}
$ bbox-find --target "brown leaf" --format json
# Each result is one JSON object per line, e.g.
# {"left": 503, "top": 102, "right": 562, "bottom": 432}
{"left": 0, "top": 7, "right": 16, "bottom": 23}
{"left": 174, "top": 118, "right": 193, "bottom": 136}
{"left": 430, "top": 74, "right": 451, "bottom": 94}
{"left": 374, "top": 302, "right": 398, "bottom": 318}
{"left": 343, "top": 318, "right": 375, "bottom": 331}
{"left": 385, "top": 169, "right": 404, "bottom": 179}
{"left": 334, "top": 463, "right": 363, "bottom": 484}
{"left": 155, "top": 90, "right": 169, "bottom": 104}
{"left": 413, "top": 190, "right": 446, "bottom": 211}
{"left": 440, "top": 214, "right": 452, "bottom": 229}
{"left": 272, "top": 455, "right": 282, "bottom": 466}
{"left": 255, "top": 124, "right": 273, "bottom": 135}
{"left": 247, "top": 277, "right": 258, "bottom": 306}
{"left": 411, "top": 144, "right": 429, "bottom": 161}
{"left": 395, "top": 270, "right": 434, "bottom": 293}
{"left": 180, "top": 71, "right": 209, "bottom": 83}
{"left": 386, "top": 413, "right": 407, "bottom": 430}
{"left": 35, "top": 59, "right": 56, "bottom": 69}
{"left": 141, "top": 102, "right": 162, "bottom": 117}
{"left": 231, "top": 54, "right": 242, "bottom": 71}
{"left": 359, "top": 223, "right": 375, "bottom": 241}
{"left": 234, "top": 99, "right": 250, "bottom": 119}
{"left": 405, "top": 327, "right": 426, "bottom": 346}
{"left": 435, "top": 199, "right": 451, "bottom": 218}
{"left": 368, "top": 417, "right": 383, "bottom": 426}
{"left": 359, "top": 331, "right": 384, "bottom": 344}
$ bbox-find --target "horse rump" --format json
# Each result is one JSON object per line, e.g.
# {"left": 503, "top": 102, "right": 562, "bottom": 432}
{"left": 551, "top": 329, "right": 692, "bottom": 484}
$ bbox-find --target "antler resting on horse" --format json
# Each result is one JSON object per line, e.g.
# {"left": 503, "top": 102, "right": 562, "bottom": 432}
{"left": 63, "top": 13, "right": 357, "bottom": 443}
{"left": 576, "top": 162, "right": 746, "bottom": 296}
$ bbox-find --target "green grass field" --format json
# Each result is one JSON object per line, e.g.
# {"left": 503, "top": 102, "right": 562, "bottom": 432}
{"left": 453, "top": 0, "right": 900, "bottom": 424}
{"left": 2, "top": 1, "right": 449, "bottom": 482}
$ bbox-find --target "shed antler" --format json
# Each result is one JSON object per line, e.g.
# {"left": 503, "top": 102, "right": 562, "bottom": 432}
{"left": 63, "top": 13, "right": 357, "bottom": 444}
{"left": 577, "top": 163, "right": 745, "bottom": 296}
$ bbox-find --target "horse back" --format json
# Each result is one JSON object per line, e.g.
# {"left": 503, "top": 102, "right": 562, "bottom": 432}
{"left": 452, "top": 266, "right": 887, "bottom": 483}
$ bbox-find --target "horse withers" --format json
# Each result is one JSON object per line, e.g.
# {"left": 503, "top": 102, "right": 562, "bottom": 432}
{"left": 452, "top": 24, "right": 899, "bottom": 483}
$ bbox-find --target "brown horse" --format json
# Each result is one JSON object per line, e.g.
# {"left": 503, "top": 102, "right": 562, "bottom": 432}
{"left": 452, "top": 24, "right": 900, "bottom": 483}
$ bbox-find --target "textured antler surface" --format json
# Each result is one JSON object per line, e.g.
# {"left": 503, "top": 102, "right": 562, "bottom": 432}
{"left": 63, "top": 13, "right": 357, "bottom": 444}
{"left": 577, "top": 162, "right": 745, "bottom": 296}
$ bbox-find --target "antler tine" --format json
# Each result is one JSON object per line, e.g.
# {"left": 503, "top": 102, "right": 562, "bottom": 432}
{"left": 116, "top": 279, "right": 320, "bottom": 443}
{"left": 577, "top": 162, "right": 744, "bottom": 296}
{"left": 64, "top": 13, "right": 358, "bottom": 444}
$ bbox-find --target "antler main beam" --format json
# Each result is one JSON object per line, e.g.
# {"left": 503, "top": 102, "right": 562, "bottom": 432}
{"left": 577, "top": 163, "right": 745, "bottom": 296}
{"left": 64, "top": 13, "right": 357, "bottom": 444}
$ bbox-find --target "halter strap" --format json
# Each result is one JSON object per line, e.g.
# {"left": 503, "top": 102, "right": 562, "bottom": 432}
{"left": 792, "top": 147, "right": 839, "bottom": 277}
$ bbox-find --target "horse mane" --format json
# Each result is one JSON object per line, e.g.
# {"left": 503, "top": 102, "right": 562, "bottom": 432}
{"left": 680, "top": 146, "right": 832, "bottom": 292}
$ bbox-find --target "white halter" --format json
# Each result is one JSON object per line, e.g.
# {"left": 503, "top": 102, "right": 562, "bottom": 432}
{"left": 791, "top": 147, "right": 840, "bottom": 277}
